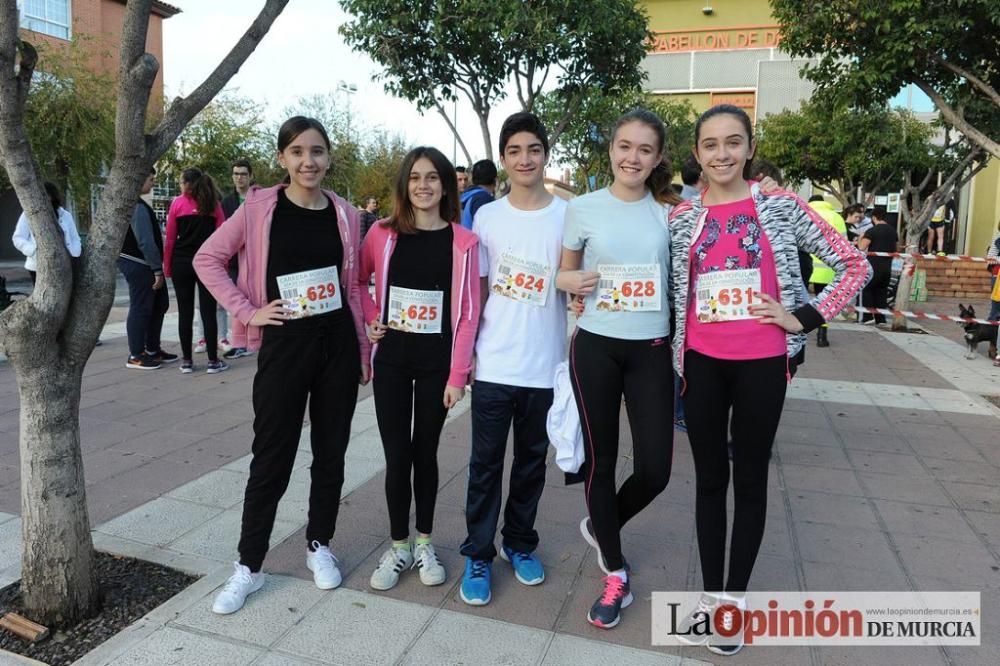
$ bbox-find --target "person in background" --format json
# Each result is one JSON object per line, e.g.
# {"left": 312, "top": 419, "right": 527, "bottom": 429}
{"left": 858, "top": 207, "right": 898, "bottom": 325}
{"left": 359, "top": 197, "right": 379, "bottom": 240}
{"left": 927, "top": 202, "right": 951, "bottom": 256}
{"left": 460, "top": 159, "right": 497, "bottom": 229}
{"left": 219, "top": 158, "right": 256, "bottom": 360}
{"left": 119, "top": 169, "right": 177, "bottom": 369}
{"left": 842, "top": 203, "right": 866, "bottom": 244}
{"left": 986, "top": 220, "right": 1000, "bottom": 367}
{"left": 12, "top": 181, "right": 81, "bottom": 286}
{"left": 455, "top": 165, "right": 469, "bottom": 194}
{"left": 806, "top": 194, "right": 847, "bottom": 348}
{"left": 680, "top": 154, "right": 705, "bottom": 201}
{"left": 165, "top": 167, "right": 227, "bottom": 374}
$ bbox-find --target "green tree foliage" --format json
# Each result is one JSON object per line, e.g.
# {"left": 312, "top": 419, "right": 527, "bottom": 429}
{"left": 536, "top": 87, "right": 695, "bottom": 191}
{"left": 353, "top": 130, "right": 410, "bottom": 212}
{"left": 339, "top": 0, "right": 651, "bottom": 161}
{"left": 756, "top": 100, "right": 935, "bottom": 205}
{"left": 772, "top": 0, "right": 1000, "bottom": 160}
{"left": 0, "top": 37, "right": 116, "bottom": 229}
{"left": 160, "top": 94, "right": 272, "bottom": 195}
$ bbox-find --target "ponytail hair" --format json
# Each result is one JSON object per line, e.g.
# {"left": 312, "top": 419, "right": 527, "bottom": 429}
{"left": 610, "top": 108, "right": 681, "bottom": 206}
{"left": 695, "top": 104, "right": 756, "bottom": 181}
{"left": 181, "top": 167, "right": 219, "bottom": 216}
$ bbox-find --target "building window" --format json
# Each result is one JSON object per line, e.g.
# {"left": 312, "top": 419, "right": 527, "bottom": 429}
{"left": 22, "top": 0, "right": 71, "bottom": 40}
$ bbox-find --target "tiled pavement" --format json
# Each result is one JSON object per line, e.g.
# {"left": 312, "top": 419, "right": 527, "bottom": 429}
{"left": 0, "top": 283, "right": 998, "bottom": 664}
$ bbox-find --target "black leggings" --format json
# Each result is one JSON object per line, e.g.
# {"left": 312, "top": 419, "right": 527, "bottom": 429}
{"left": 172, "top": 259, "right": 218, "bottom": 361}
{"left": 683, "top": 349, "right": 787, "bottom": 593}
{"left": 569, "top": 328, "right": 674, "bottom": 571}
{"left": 373, "top": 359, "right": 450, "bottom": 540}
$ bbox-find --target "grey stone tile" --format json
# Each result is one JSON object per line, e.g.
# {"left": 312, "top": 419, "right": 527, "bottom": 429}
{"left": 82, "top": 448, "right": 155, "bottom": 484}
{"left": 858, "top": 472, "right": 955, "bottom": 507}
{"left": 169, "top": 509, "right": 301, "bottom": 562}
{"left": 793, "top": 522, "right": 900, "bottom": 573}
{"left": 172, "top": 575, "right": 326, "bottom": 647}
{"left": 846, "top": 450, "right": 933, "bottom": 478}
{"left": 96, "top": 497, "right": 223, "bottom": 547}
{"left": 922, "top": 457, "right": 999, "bottom": 486}
{"left": 0, "top": 517, "right": 21, "bottom": 573}
{"left": 941, "top": 481, "right": 1000, "bottom": 513}
{"left": 873, "top": 499, "right": 983, "bottom": 544}
{"left": 965, "top": 510, "right": 1000, "bottom": 550}
{"left": 781, "top": 464, "right": 865, "bottom": 497}
{"left": 403, "top": 609, "right": 550, "bottom": 665}
{"left": 775, "top": 443, "right": 852, "bottom": 470}
{"left": 816, "top": 646, "right": 948, "bottom": 666}
{"left": 85, "top": 481, "right": 160, "bottom": 525}
{"left": 892, "top": 534, "right": 1000, "bottom": 590}
{"left": 106, "top": 626, "right": 262, "bottom": 665}
{"left": 906, "top": 435, "right": 989, "bottom": 463}
{"left": 344, "top": 542, "right": 462, "bottom": 610}
{"left": 787, "top": 491, "right": 880, "bottom": 529}
{"left": 801, "top": 559, "right": 910, "bottom": 591}
{"left": 250, "top": 654, "right": 318, "bottom": 666}
{"left": 774, "top": 425, "right": 842, "bottom": 447}
{"left": 542, "top": 634, "right": 680, "bottom": 665}
{"left": 275, "top": 587, "right": 433, "bottom": 664}
{"left": 166, "top": 469, "right": 249, "bottom": 509}
{"left": 839, "top": 432, "right": 911, "bottom": 454}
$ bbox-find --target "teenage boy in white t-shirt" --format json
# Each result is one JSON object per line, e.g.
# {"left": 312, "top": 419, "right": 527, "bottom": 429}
{"left": 460, "top": 112, "right": 569, "bottom": 605}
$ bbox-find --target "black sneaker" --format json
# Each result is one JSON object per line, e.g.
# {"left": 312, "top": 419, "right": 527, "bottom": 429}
{"left": 206, "top": 360, "right": 229, "bottom": 374}
{"left": 707, "top": 599, "right": 746, "bottom": 656}
{"left": 125, "top": 354, "right": 161, "bottom": 370}
{"left": 180, "top": 359, "right": 194, "bottom": 374}
{"left": 673, "top": 593, "right": 719, "bottom": 646}
{"left": 586, "top": 574, "right": 633, "bottom": 629}
{"left": 147, "top": 349, "right": 178, "bottom": 364}
{"left": 223, "top": 347, "right": 252, "bottom": 360}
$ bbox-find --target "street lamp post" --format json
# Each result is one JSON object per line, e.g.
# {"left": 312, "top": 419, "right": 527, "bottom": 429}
{"left": 337, "top": 80, "right": 358, "bottom": 204}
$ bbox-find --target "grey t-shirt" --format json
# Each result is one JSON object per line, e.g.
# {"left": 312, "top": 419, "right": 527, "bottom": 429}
{"left": 563, "top": 188, "right": 671, "bottom": 340}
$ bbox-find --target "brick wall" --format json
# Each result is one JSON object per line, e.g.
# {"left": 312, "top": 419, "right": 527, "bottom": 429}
{"left": 919, "top": 258, "right": 994, "bottom": 299}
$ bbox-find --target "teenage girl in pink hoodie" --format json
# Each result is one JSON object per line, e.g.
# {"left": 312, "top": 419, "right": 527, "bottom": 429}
{"left": 359, "top": 146, "right": 481, "bottom": 592}
{"left": 194, "top": 116, "right": 371, "bottom": 615}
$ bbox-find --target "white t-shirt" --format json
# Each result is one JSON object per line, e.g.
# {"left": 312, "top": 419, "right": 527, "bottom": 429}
{"left": 473, "top": 196, "right": 568, "bottom": 389}
{"left": 562, "top": 188, "right": 670, "bottom": 340}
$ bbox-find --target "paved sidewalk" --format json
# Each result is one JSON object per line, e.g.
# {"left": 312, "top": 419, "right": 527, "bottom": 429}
{"left": 0, "top": 291, "right": 999, "bottom": 663}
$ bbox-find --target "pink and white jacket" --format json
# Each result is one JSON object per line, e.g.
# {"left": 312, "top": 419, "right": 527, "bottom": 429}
{"left": 193, "top": 184, "right": 371, "bottom": 370}
{"left": 359, "top": 220, "right": 481, "bottom": 388}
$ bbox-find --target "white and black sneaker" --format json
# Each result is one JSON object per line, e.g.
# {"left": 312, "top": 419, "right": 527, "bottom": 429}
{"left": 412, "top": 542, "right": 446, "bottom": 586}
{"left": 707, "top": 595, "right": 746, "bottom": 656}
{"left": 305, "top": 541, "right": 342, "bottom": 590}
{"left": 370, "top": 545, "right": 414, "bottom": 591}
{"left": 674, "top": 592, "right": 719, "bottom": 646}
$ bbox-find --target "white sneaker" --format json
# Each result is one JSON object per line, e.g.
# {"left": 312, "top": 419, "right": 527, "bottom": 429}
{"left": 306, "top": 541, "right": 342, "bottom": 590}
{"left": 370, "top": 545, "right": 414, "bottom": 591}
{"left": 413, "top": 542, "right": 446, "bottom": 586}
{"left": 212, "top": 562, "right": 265, "bottom": 614}
{"left": 194, "top": 339, "right": 207, "bottom": 353}
{"left": 219, "top": 338, "right": 234, "bottom": 353}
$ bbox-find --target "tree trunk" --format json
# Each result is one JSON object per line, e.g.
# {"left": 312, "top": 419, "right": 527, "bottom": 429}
{"left": 15, "top": 357, "right": 97, "bottom": 625}
{"left": 477, "top": 109, "right": 493, "bottom": 162}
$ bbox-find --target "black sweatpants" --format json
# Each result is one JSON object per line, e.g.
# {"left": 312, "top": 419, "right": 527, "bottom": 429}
{"left": 238, "top": 319, "right": 360, "bottom": 572}
{"left": 172, "top": 258, "right": 218, "bottom": 361}
{"left": 372, "top": 359, "right": 449, "bottom": 540}
{"left": 683, "top": 349, "right": 787, "bottom": 593}
{"left": 569, "top": 328, "right": 674, "bottom": 572}
{"left": 861, "top": 263, "right": 891, "bottom": 324}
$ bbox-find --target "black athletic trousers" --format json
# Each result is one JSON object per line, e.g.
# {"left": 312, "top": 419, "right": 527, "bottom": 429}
{"left": 238, "top": 320, "right": 360, "bottom": 571}
{"left": 861, "top": 263, "right": 891, "bottom": 324}
{"left": 372, "top": 358, "right": 450, "bottom": 540}
{"left": 172, "top": 258, "right": 218, "bottom": 361}
{"left": 683, "top": 349, "right": 787, "bottom": 593}
{"left": 569, "top": 328, "right": 674, "bottom": 572}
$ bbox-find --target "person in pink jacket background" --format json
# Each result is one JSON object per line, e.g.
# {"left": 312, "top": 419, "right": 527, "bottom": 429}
{"left": 359, "top": 146, "right": 480, "bottom": 592}
{"left": 193, "top": 116, "right": 371, "bottom": 615}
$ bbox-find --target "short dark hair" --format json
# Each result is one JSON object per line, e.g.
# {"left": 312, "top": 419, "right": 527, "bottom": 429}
{"left": 455, "top": 165, "right": 467, "bottom": 173}
{"left": 808, "top": 194, "right": 825, "bottom": 203}
{"left": 389, "top": 147, "right": 460, "bottom": 234}
{"left": 232, "top": 158, "right": 253, "bottom": 175}
{"left": 872, "top": 206, "right": 888, "bottom": 222}
{"left": 749, "top": 158, "right": 784, "bottom": 187}
{"left": 499, "top": 112, "right": 550, "bottom": 157}
{"left": 681, "top": 154, "right": 702, "bottom": 187}
{"left": 471, "top": 159, "right": 498, "bottom": 186}
{"left": 844, "top": 203, "right": 864, "bottom": 217}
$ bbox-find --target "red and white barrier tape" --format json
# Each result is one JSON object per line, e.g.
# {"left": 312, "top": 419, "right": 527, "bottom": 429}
{"left": 844, "top": 305, "right": 1000, "bottom": 326}
{"left": 865, "top": 251, "right": 998, "bottom": 263}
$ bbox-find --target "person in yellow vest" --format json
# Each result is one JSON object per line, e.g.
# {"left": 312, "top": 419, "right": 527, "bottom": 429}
{"left": 807, "top": 195, "right": 847, "bottom": 347}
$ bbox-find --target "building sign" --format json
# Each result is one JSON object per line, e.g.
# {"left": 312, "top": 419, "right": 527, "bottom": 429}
{"left": 651, "top": 25, "right": 781, "bottom": 53}
{"left": 711, "top": 92, "right": 757, "bottom": 121}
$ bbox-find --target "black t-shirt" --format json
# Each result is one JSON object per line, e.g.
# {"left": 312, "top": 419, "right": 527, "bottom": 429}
{"left": 864, "top": 223, "right": 898, "bottom": 272}
{"left": 265, "top": 189, "right": 349, "bottom": 330}
{"left": 377, "top": 225, "right": 454, "bottom": 369}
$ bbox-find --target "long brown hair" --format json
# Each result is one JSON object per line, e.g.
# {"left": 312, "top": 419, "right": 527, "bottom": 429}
{"left": 181, "top": 167, "right": 219, "bottom": 216}
{"left": 610, "top": 108, "right": 681, "bottom": 206}
{"left": 386, "top": 147, "right": 459, "bottom": 234}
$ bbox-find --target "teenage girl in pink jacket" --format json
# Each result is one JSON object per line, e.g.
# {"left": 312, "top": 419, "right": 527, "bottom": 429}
{"left": 359, "top": 146, "right": 481, "bottom": 592}
{"left": 194, "top": 116, "right": 371, "bottom": 615}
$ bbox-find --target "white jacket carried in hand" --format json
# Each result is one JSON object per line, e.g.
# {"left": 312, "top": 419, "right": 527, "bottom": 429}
{"left": 547, "top": 361, "right": 584, "bottom": 473}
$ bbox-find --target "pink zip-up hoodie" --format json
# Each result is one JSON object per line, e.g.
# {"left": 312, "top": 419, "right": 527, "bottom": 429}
{"left": 359, "top": 219, "right": 481, "bottom": 387}
{"left": 193, "top": 184, "right": 371, "bottom": 371}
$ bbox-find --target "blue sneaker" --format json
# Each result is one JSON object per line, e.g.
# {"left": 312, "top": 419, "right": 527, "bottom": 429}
{"left": 499, "top": 545, "right": 544, "bottom": 586}
{"left": 459, "top": 558, "right": 492, "bottom": 606}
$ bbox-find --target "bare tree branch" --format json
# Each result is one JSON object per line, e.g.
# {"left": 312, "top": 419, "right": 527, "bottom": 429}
{"left": 936, "top": 56, "right": 1000, "bottom": 108}
{"left": 434, "top": 100, "right": 473, "bottom": 166}
{"left": 916, "top": 80, "right": 1000, "bottom": 160}
{"left": 147, "top": 0, "right": 289, "bottom": 159}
